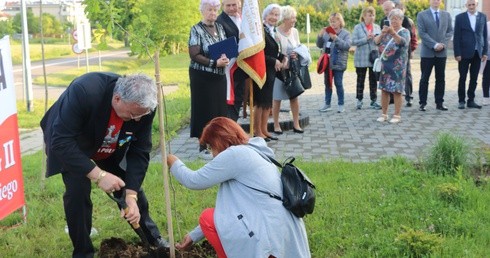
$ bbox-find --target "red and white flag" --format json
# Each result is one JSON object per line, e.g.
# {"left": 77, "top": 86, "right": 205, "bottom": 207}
{"left": 237, "top": 0, "right": 266, "bottom": 88}
{"left": 226, "top": 0, "right": 266, "bottom": 104}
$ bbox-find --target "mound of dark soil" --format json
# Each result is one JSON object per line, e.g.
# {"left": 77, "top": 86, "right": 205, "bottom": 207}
{"left": 99, "top": 237, "right": 215, "bottom": 258}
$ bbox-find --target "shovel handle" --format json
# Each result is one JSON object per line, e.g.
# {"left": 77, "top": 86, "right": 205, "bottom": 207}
{"left": 123, "top": 207, "right": 141, "bottom": 229}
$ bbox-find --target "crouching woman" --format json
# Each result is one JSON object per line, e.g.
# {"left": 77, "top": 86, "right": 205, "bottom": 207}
{"left": 167, "top": 117, "right": 310, "bottom": 258}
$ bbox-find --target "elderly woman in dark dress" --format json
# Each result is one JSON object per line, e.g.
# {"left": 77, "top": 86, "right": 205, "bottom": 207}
{"left": 253, "top": 4, "right": 286, "bottom": 141}
{"left": 189, "top": 0, "right": 230, "bottom": 154}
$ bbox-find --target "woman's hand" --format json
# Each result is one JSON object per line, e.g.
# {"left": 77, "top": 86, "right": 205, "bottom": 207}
{"left": 290, "top": 51, "right": 297, "bottom": 60}
{"left": 216, "top": 54, "right": 230, "bottom": 67}
{"left": 274, "top": 59, "right": 282, "bottom": 71}
{"left": 167, "top": 154, "right": 179, "bottom": 168}
{"left": 381, "top": 26, "right": 390, "bottom": 35}
{"left": 176, "top": 234, "right": 193, "bottom": 250}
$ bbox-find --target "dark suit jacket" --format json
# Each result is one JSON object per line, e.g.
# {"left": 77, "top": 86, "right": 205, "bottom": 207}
{"left": 40, "top": 72, "right": 155, "bottom": 191}
{"left": 263, "top": 25, "right": 285, "bottom": 86}
{"left": 216, "top": 12, "right": 239, "bottom": 42}
{"left": 453, "top": 12, "right": 488, "bottom": 59}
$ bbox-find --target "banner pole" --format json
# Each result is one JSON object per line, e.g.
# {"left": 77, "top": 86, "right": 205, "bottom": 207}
{"left": 248, "top": 78, "right": 254, "bottom": 136}
{"left": 154, "top": 50, "right": 175, "bottom": 258}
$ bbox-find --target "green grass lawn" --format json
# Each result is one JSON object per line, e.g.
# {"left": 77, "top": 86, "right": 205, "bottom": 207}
{"left": 1, "top": 153, "right": 489, "bottom": 257}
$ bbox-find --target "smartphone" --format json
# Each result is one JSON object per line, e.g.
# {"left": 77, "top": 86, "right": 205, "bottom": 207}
{"left": 383, "top": 20, "right": 390, "bottom": 27}
{"left": 325, "top": 26, "right": 336, "bottom": 35}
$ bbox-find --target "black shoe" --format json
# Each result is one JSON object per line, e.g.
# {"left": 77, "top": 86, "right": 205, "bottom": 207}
{"left": 419, "top": 104, "right": 426, "bottom": 111}
{"left": 267, "top": 136, "right": 279, "bottom": 140}
{"left": 458, "top": 102, "right": 465, "bottom": 109}
{"left": 467, "top": 101, "right": 482, "bottom": 109}
{"left": 436, "top": 104, "right": 448, "bottom": 111}
{"left": 293, "top": 128, "right": 304, "bottom": 134}
{"left": 154, "top": 237, "right": 170, "bottom": 249}
{"left": 406, "top": 100, "right": 412, "bottom": 107}
{"left": 273, "top": 130, "right": 283, "bottom": 135}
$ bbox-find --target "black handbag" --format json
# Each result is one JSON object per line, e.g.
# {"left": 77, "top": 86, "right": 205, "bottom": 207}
{"left": 369, "top": 49, "right": 379, "bottom": 64}
{"left": 282, "top": 69, "right": 304, "bottom": 99}
{"left": 244, "top": 147, "right": 316, "bottom": 218}
{"left": 291, "top": 58, "right": 312, "bottom": 90}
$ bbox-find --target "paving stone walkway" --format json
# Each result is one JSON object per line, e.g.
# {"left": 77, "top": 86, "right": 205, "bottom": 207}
{"left": 155, "top": 58, "right": 490, "bottom": 162}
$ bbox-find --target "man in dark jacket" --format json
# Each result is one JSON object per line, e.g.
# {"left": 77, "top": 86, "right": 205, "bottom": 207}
{"left": 216, "top": 0, "right": 248, "bottom": 121}
{"left": 453, "top": 0, "right": 488, "bottom": 109}
{"left": 41, "top": 72, "right": 169, "bottom": 257}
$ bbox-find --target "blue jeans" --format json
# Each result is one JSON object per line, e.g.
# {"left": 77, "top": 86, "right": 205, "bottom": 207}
{"left": 324, "top": 70, "right": 345, "bottom": 105}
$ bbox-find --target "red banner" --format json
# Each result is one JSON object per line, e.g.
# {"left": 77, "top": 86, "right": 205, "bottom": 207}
{"left": 0, "top": 36, "right": 26, "bottom": 220}
{"left": 237, "top": 0, "right": 266, "bottom": 88}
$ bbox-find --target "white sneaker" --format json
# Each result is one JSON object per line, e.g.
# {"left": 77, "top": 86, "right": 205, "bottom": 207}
{"left": 338, "top": 105, "right": 345, "bottom": 113}
{"left": 483, "top": 98, "right": 490, "bottom": 106}
{"left": 356, "top": 100, "right": 363, "bottom": 110}
{"left": 65, "top": 225, "right": 98, "bottom": 237}
{"left": 319, "top": 104, "right": 332, "bottom": 112}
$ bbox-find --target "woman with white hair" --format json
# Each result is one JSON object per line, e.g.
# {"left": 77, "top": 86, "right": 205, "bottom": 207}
{"left": 188, "top": 0, "right": 230, "bottom": 156}
{"left": 374, "top": 8, "right": 410, "bottom": 123}
{"left": 252, "top": 3, "right": 287, "bottom": 142}
{"left": 272, "top": 5, "right": 307, "bottom": 134}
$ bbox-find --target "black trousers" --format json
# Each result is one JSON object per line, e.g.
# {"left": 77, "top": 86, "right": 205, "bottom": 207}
{"left": 419, "top": 57, "right": 447, "bottom": 105}
{"left": 458, "top": 50, "right": 481, "bottom": 103}
{"left": 62, "top": 171, "right": 161, "bottom": 258}
{"left": 226, "top": 68, "right": 247, "bottom": 121}
{"left": 355, "top": 67, "right": 378, "bottom": 102}
{"left": 483, "top": 60, "right": 490, "bottom": 98}
{"left": 405, "top": 58, "right": 413, "bottom": 101}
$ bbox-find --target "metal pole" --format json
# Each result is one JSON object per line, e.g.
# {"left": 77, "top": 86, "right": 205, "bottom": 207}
{"left": 21, "top": 0, "right": 33, "bottom": 111}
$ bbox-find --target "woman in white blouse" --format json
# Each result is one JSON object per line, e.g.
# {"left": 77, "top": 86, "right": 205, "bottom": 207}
{"left": 272, "top": 5, "right": 305, "bottom": 134}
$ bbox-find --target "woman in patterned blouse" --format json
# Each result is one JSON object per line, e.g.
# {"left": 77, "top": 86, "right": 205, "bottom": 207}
{"left": 188, "top": 0, "right": 231, "bottom": 155}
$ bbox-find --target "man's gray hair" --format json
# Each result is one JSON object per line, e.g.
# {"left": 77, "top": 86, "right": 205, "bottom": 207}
{"left": 114, "top": 74, "right": 158, "bottom": 110}
{"left": 388, "top": 8, "right": 404, "bottom": 20}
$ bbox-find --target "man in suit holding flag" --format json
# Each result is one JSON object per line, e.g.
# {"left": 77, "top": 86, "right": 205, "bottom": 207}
{"left": 217, "top": 0, "right": 248, "bottom": 121}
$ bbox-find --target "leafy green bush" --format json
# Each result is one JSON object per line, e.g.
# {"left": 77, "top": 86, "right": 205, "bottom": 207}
{"left": 395, "top": 225, "right": 443, "bottom": 257}
{"left": 424, "top": 132, "right": 473, "bottom": 177}
{"left": 437, "top": 183, "right": 465, "bottom": 206}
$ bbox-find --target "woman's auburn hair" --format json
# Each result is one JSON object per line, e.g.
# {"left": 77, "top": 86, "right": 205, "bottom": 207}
{"left": 200, "top": 117, "right": 249, "bottom": 153}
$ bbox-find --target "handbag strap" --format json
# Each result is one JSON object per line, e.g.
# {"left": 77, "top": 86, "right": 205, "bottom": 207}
{"left": 361, "top": 24, "right": 372, "bottom": 52}
{"left": 379, "top": 27, "right": 404, "bottom": 58}
{"left": 239, "top": 145, "right": 284, "bottom": 201}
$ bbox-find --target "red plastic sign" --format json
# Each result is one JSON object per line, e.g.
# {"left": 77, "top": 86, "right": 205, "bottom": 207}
{"left": 0, "top": 36, "right": 26, "bottom": 220}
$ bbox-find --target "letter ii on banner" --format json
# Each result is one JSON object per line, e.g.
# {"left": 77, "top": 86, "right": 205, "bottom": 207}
{"left": 0, "top": 36, "right": 26, "bottom": 220}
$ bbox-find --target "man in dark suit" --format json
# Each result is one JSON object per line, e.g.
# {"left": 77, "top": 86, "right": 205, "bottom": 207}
{"left": 453, "top": 0, "right": 488, "bottom": 109}
{"left": 41, "top": 73, "right": 169, "bottom": 257}
{"left": 417, "top": 0, "right": 453, "bottom": 111}
{"left": 216, "top": 0, "right": 247, "bottom": 121}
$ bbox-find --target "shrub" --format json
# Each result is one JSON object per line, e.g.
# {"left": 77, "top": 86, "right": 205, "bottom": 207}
{"left": 395, "top": 225, "right": 443, "bottom": 257}
{"left": 424, "top": 132, "right": 472, "bottom": 177}
{"left": 436, "top": 183, "right": 464, "bottom": 206}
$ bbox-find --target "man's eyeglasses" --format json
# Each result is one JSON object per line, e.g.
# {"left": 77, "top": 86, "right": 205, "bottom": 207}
{"left": 130, "top": 109, "right": 151, "bottom": 120}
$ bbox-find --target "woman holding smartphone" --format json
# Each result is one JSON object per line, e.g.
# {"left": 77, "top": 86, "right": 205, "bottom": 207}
{"left": 316, "top": 12, "right": 351, "bottom": 113}
{"left": 351, "top": 6, "right": 382, "bottom": 110}
{"left": 373, "top": 9, "right": 410, "bottom": 124}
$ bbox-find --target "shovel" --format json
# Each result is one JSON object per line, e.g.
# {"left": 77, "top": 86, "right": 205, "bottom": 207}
{"left": 106, "top": 190, "right": 152, "bottom": 251}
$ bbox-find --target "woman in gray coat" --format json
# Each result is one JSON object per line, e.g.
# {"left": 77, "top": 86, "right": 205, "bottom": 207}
{"left": 316, "top": 12, "right": 351, "bottom": 113}
{"left": 351, "top": 6, "right": 382, "bottom": 110}
{"left": 167, "top": 117, "right": 311, "bottom": 258}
